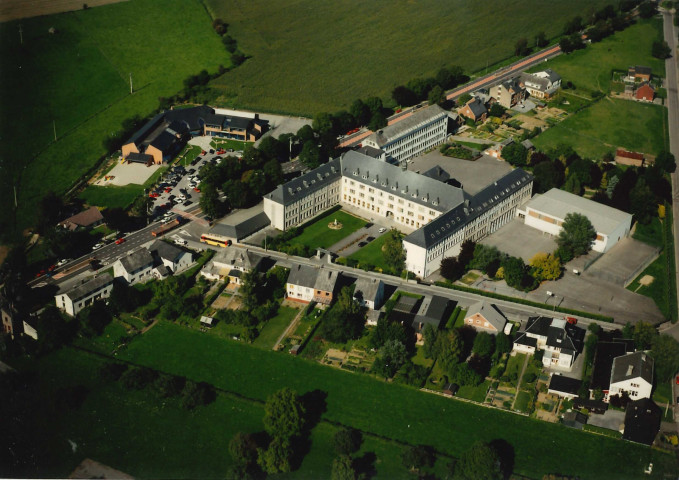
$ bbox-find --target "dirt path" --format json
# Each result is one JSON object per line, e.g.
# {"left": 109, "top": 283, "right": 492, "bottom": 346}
{"left": 141, "top": 319, "right": 159, "bottom": 334}
{"left": 511, "top": 354, "right": 530, "bottom": 410}
{"left": 272, "top": 307, "right": 305, "bottom": 351}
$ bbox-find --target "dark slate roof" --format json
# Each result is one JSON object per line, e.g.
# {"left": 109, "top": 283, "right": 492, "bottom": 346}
{"left": 353, "top": 278, "right": 383, "bottom": 303}
{"left": 204, "top": 113, "right": 228, "bottom": 128}
{"left": 417, "top": 295, "right": 453, "bottom": 323}
{"left": 404, "top": 168, "right": 532, "bottom": 249}
{"left": 287, "top": 264, "right": 319, "bottom": 289}
{"left": 548, "top": 374, "right": 581, "bottom": 396}
{"left": 465, "top": 98, "right": 487, "bottom": 118}
{"left": 611, "top": 352, "right": 654, "bottom": 386}
{"left": 64, "top": 273, "right": 113, "bottom": 302}
{"left": 500, "top": 77, "right": 524, "bottom": 93}
{"left": 148, "top": 240, "right": 185, "bottom": 264}
{"left": 209, "top": 212, "right": 270, "bottom": 241}
{"left": 421, "top": 165, "right": 451, "bottom": 183}
{"left": 126, "top": 152, "right": 153, "bottom": 163}
{"left": 355, "top": 145, "right": 385, "bottom": 159}
{"left": 573, "top": 397, "right": 608, "bottom": 413}
{"left": 154, "top": 264, "right": 171, "bottom": 277}
{"left": 562, "top": 411, "right": 587, "bottom": 429}
{"left": 164, "top": 105, "right": 214, "bottom": 132}
{"left": 266, "top": 157, "right": 342, "bottom": 205}
{"left": 125, "top": 112, "right": 165, "bottom": 147}
{"left": 118, "top": 249, "right": 154, "bottom": 273}
{"left": 149, "top": 130, "right": 179, "bottom": 153}
{"left": 513, "top": 333, "right": 537, "bottom": 348}
{"left": 590, "top": 342, "right": 628, "bottom": 391}
{"left": 314, "top": 269, "right": 339, "bottom": 293}
{"left": 631, "top": 65, "right": 652, "bottom": 76}
{"left": 623, "top": 398, "right": 661, "bottom": 445}
{"left": 226, "top": 115, "right": 253, "bottom": 130}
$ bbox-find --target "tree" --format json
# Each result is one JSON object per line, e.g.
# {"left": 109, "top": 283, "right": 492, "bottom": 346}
{"left": 495, "top": 332, "right": 511, "bottom": 356}
{"left": 296, "top": 124, "right": 316, "bottom": 144}
{"left": 152, "top": 373, "right": 184, "bottom": 398}
{"left": 514, "top": 37, "right": 530, "bottom": 56}
{"left": 300, "top": 140, "right": 321, "bottom": 169}
{"left": 501, "top": 256, "right": 526, "bottom": 289}
{"left": 334, "top": 427, "right": 362, "bottom": 456}
{"left": 564, "top": 16, "right": 583, "bottom": 35}
{"left": 350, "top": 99, "right": 371, "bottom": 126}
{"left": 502, "top": 143, "right": 528, "bottom": 167}
{"left": 372, "top": 339, "right": 408, "bottom": 378}
{"left": 651, "top": 39, "right": 671, "bottom": 59}
{"left": 453, "top": 442, "right": 503, "bottom": 480}
{"left": 488, "top": 104, "right": 506, "bottom": 118}
{"left": 563, "top": 174, "right": 582, "bottom": 195}
{"left": 655, "top": 151, "right": 676, "bottom": 173}
{"left": 199, "top": 183, "right": 224, "bottom": 219}
{"left": 458, "top": 239, "right": 476, "bottom": 269}
{"left": 533, "top": 160, "right": 565, "bottom": 193}
{"left": 392, "top": 85, "right": 418, "bottom": 106}
{"left": 364, "top": 96, "right": 383, "bottom": 115}
{"left": 472, "top": 332, "right": 495, "bottom": 358}
{"left": 239, "top": 269, "right": 262, "bottom": 311}
{"left": 639, "top": 1, "right": 656, "bottom": 19}
{"left": 320, "top": 287, "right": 365, "bottom": 343}
{"left": 403, "top": 445, "right": 435, "bottom": 471}
{"left": 229, "top": 432, "right": 259, "bottom": 467}
{"left": 368, "top": 112, "right": 388, "bottom": 131}
{"left": 37, "top": 191, "right": 64, "bottom": 233}
{"left": 536, "top": 31, "right": 548, "bottom": 47}
{"left": 633, "top": 321, "right": 657, "bottom": 350}
{"left": 369, "top": 317, "right": 409, "bottom": 350}
{"left": 440, "top": 257, "right": 464, "bottom": 281}
{"left": 650, "top": 335, "right": 679, "bottom": 382}
{"left": 258, "top": 436, "right": 292, "bottom": 474}
{"left": 438, "top": 331, "right": 464, "bottom": 371}
{"left": 181, "top": 381, "right": 215, "bottom": 409}
{"left": 382, "top": 229, "right": 405, "bottom": 273}
{"left": 592, "top": 388, "right": 605, "bottom": 402}
{"left": 529, "top": 252, "right": 562, "bottom": 281}
{"left": 263, "top": 388, "right": 306, "bottom": 440}
{"left": 428, "top": 85, "right": 445, "bottom": 105}
{"left": 448, "top": 362, "right": 482, "bottom": 386}
{"left": 222, "top": 179, "right": 250, "bottom": 209}
{"left": 556, "top": 212, "right": 596, "bottom": 258}
{"left": 629, "top": 178, "right": 656, "bottom": 224}
{"left": 332, "top": 455, "right": 357, "bottom": 480}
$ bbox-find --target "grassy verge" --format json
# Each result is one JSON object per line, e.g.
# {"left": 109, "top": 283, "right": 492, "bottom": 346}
{"left": 347, "top": 234, "right": 391, "bottom": 272}
{"left": 79, "top": 184, "right": 144, "bottom": 209}
{"left": 583, "top": 424, "right": 623, "bottom": 439}
{"left": 113, "top": 321, "right": 675, "bottom": 479}
{"left": 457, "top": 381, "right": 490, "bottom": 403}
{"left": 634, "top": 217, "right": 664, "bottom": 248}
{"left": 252, "top": 305, "right": 299, "bottom": 349}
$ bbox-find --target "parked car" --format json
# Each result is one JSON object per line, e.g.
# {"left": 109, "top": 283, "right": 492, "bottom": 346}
{"left": 178, "top": 194, "right": 186, "bottom": 200}
{"left": 56, "top": 258, "right": 70, "bottom": 267}
{"left": 358, "top": 241, "right": 367, "bottom": 248}
{"left": 366, "top": 236, "right": 375, "bottom": 242}
{"left": 92, "top": 243, "right": 104, "bottom": 250}
{"left": 174, "top": 239, "right": 188, "bottom": 246}
{"left": 187, "top": 168, "right": 196, "bottom": 174}
{"left": 209, "top": 149, "right": 215, "bottom": 154}
{"left": 115, "top": 237, "right": 126, "bottom": 245}
{"left": 378, "top": 227, "right": 386, "bottom": 233}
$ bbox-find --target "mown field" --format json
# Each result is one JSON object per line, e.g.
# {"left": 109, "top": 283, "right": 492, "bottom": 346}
{"left": 204, "top": 0, "right": 613, "bottom": 115}
{"left": 532, "top": 98, "right": 667, "bottom": 159}
{"left": 0, "top": 0, "right": 228, "bottom": 238}
{"left": 112, "top": 321, "right": 677, "bottom": 480}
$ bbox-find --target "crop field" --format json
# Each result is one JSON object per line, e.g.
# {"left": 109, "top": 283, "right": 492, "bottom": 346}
{"left": 204, "top": 0, "right": 613, "bottom": 115}
{"left": 114, "top": 321, "right": 678, "bottom": 479}
{"left": 532, "top": 98, "right": 667, "bottom": 159}
{"left": 528, "top": 19, "right": 666, "bottom": 95}
{"left": 0, "top": 0, "right": 228, "bottom": 238}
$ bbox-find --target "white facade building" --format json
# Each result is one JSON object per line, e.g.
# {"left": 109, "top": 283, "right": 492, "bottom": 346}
{"left": 55, "top": 273, "right": 114, "bottom": 317}
{"left": 609, "top": 352, "right": 654, "bottom": 400}
{"left": 520, "top": 188, "right": 632, "bottom": 253}
{"left": 113, "top": 249, "right": 155, "bottom": 285}
{"left": 362, "top": 104, "right": 448, "bottom": 163}
{"left": 512, "top": 317, "right": 585, "bottom": 371}
{"left": 520, "top": 69, "right": 562, "bottom": 99}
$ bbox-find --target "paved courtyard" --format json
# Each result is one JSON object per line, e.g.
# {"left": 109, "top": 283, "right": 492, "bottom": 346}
{"left": 406, "top": 151, "right": 513, "bottom": 195}
{"left": 587, "top": 409, "right": 626, "bottom": 432}
{"left": 481, "top": 218, "right": 557, "bottom": 262}
{"left": 95, "top": 161, "right": 163, "bottom": 186}
{"left": 583, "top": 237, "right": 659, "bottom": 286}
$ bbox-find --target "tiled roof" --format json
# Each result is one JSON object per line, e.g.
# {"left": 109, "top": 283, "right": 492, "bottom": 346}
{"left": 118, "top": 249, "right": 154, "bottom": 273}
{"left": 465, "top": 301, "right": 507, "bottom": 331}
{"left": 59, "top": 206, "right": 104, "bottom": 229}
{"left": 64, "top": 273, "right": 112, "bottom": 302}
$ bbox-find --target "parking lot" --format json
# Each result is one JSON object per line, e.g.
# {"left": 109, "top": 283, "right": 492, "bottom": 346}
{"left": 480, "top": 218, "right": 557, "bottom": 262}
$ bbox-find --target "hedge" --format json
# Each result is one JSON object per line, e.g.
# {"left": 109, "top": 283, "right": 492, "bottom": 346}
{"left": 434, "top": 281, "right": 614, "bottom": 323}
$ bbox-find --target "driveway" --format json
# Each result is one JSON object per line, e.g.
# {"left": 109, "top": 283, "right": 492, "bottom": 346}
{"left": 587, "top": 409, "right": 625, "bottom": 432}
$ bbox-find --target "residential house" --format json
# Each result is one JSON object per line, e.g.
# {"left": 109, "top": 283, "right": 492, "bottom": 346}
{"left": 519, "top": 188, "right": 633, "bottom": 253}
{"left": 113, "top": 249, "right": 154, "bottom": 285}
{"left": 623, "top": 398, "right": 661, "bottom": 445}
{"left": 55, "top": 273, "right": 113, "bottom": 316}
{"left": 352, "top": 278, "right": 385, "bottom": 310}
{"left": 200, "top": 248, "right": 262, "bottom": 284}
{"left": 609, "top": 352, "right": 654, "bottom": 400}
{"left": 148, "top": 240, "right": 193, "bottom": 274}
{"left": 628, "top": 65, "right": 652, "bottom": 82}
{"left": 361, "top": 104, "right": 449, "bottom": 164}
{"left": 286, "top": 265, "right": 339, "bottom": 305}
{"left": 458, "top": 97, "right": 487, "bottom": 123}
{"left": 635, "top": 83, "right": 655, "bottom": 102}
{"left": 548, "top": 374, "right": 582, "bottom": 399}
{"left": 58, "top": 206, "right": 104, "bottom": 231}
{"left": 410, "top": 295, "right": 454, "bottom": 340}
{"left": 614, "top": 148, "right": 645, "bottom": 167}
{"left": 589, "top": 341, "right": 633, "bottom": 401}
{"left": 464, "top": 300, "right": 507, "bottom": 335}
{"left": 512, "top": 317, "right": 585, "bottom": 370}
{"left": 520, "top": 70, "right": 562, "bottom": 100}
{"left": 493, "top": 78, "right": 527, "bottom": 109}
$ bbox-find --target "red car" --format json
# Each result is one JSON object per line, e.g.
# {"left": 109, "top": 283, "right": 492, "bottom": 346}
{"left": 566, "top": 317, "right": 577, "bottom": 325}
{"left": 675, "top": 375, "right": 679, "bottom": 385}
{"left": 164, "top": 187, "right": 172, "bottom": 193}
{"left": 115, "top": 238, "right": 126, "bottom": 245}
{"left": 149, "top": 192, "right": 159, "bottom": 198}
{"left": 48, "top": 264, "right": 56, "bottom": 272}
{"left": 201, "top": 150, "right": 207, "bottom": 155}
{"left": 193, "top": 187, "right": 201, "bottom": 193}
{"left": 35, "top": 271, "right": 44, "bottom": 278}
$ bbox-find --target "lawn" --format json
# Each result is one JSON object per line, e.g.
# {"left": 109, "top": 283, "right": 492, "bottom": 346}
{"left": 532, "top": 98, "right": 668, "bottom": 159}
{"left": 79, "top": 184, "right": 145, "bottom": 209}
{"left": 204, "top": 0, "right": 613, "bottom": 115}
{"left": 627, "top": 250, "right": 671, "bottom": 320}
{"left": 457, "top": 380, "right": 490, "bottom": 403}
{"left": 252, "top": 305, "right": 299, "bottom": 349}
{"left": 292, "top": 209, "right": 367, "bottom": 249}
{"left": 115, "top": 321, "right": 677, "bottom": 479}
{"left": 529, "top": 19, "right": 666, "bottom": 95}
{"left": 505, "top": 353, "right": 526, "bottom": 384}
{"left": 0, "top": 0, "right": 229, "bottom": 238}
{"left": 514, "top": 390, "right": 533, "bottom": 413}
{"left": 633, "top": 216, "right": 664, "bottom": 248}
{"left": 71, "top": 319, "right": 133, "bottom": 355}
{"left": 348, "top": 234, "right": 391, "bottom": 272}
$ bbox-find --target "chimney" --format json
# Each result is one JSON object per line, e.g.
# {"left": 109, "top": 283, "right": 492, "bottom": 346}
{"left": 254, "top": 113, "right": 259, "bottom": 120}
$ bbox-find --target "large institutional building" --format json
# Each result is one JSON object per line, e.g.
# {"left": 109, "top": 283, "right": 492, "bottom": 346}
{"left": 263, "top": 148, "right": 533, "bottom": 278}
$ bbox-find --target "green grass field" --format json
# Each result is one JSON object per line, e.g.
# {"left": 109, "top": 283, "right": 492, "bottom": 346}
{"left": 457, "top": 381, "right": 490, "bottom": 403}
{"left": 252, "top": 305, "right": 299, "bottom": 349}
{"left": 514, "top": 391, "right": 532, "bottom": 413}
{"left": 532, "top": 98, "right": 668, "bottom": 159}
{"left": 204, "top": 0, "right": 613, "bottom": 115}
{"left": 79, "top": 184, "right": 145, "bottom": 209}
{"left": 348, "top": 234, "right": 391, "bottom": 271}
{"left": 529, "top": 19, "right": 666, "bottom": 94}
{"left": 293, "top": 209, "right": 367, "bottom": 249}
{"left": 633, "top": 216, "right": 664, "bottom": 248}
{"left": 114, "top": 321, "right": 677, "bottom": 479}
{"left": 627, "top": 250, "right": 671, "bottom": 319}
{"left": 0, "top": 0, "right": 229, "bottom": 237}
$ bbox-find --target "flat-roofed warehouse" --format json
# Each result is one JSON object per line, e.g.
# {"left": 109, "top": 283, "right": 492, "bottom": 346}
{"left": 519, "top": 188, "right": 632, "bottom": 253}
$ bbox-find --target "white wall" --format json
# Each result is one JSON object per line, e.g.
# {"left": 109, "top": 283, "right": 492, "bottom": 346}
{"left": 286, "top": 283, "right": 313, "bottom": 303}
{"left": 609, "top": 378, "right": 652, "bottom": 400}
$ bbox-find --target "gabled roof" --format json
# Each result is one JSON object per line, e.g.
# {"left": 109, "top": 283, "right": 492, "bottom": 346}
{"left": 524, "top": 316, "right": 584, "bottom": 353}
{"left": 465, "top": 301, "right": 507, "bottom": 331}
{"left": 209, "top": 212, "right": 271, "bottom": 241}
{"left": 590, "top": 341, "right": 628, "bottom": 391}
{"left": 118, "top": 249, "right": 154, "bottom": 273}
{"left": 314, "top": 269, "right": 339, "bottom": 293}
{"left": 562, "top": 410, "right": 588, "bottom": 429}
{"left": 163, "top": 105, "right": 214, "bottom": 132}
{"left": 363, "top": 104, "right": 447, "bottom": 148}
{"left": 611, "top": 352, "right": 653, "bottom": 385}
{"left": 355, "top": 145, "right": 385, "bottom": 159}
{"left": 548, "top": 374, "right": 581, "bottom": 396}
{"left": 149, "top": 130, "right": 180, "bottom": 153}
{"left": 287, "top": 264, "right": 318, "bottom": 289}
{"left": 463, "top": 97, "right": 487, "bottom": 118}
{"left": 524, "top": 188, "right": 633, "bottom": 236}
{"left": 353, "top": 277, "right": 383, "bottom": 303}
{"left": 63, "top": 273, "right": 113, "bottom": 302}
{"left": 213, "top": 248, "right": 262, "bottom": 272}
{"left": 498, "top": 77, "right": 524, "bottom": 94}
{"left": 59, "top": 206, "right": 104, "bottom": 230}
{"left": 623, "top": 398, "right": 661, "bottom": 445}
{"left": 148, "top": 240, "right": 186, "bottom": 264}
{"left": 126, "top": 152, "right": 153, "bottom": 163}
{"left": 514, "top": 333, "right": 537, "bottom": 348}
{"left": 630, "top": 65, "right": 652, "bottom": 76}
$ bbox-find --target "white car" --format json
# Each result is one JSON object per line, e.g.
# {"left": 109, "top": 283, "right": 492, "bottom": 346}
{"left": 92, "top": 243, "right": 104, "bottom": 250}
{"left": 174, "top": 239, "right": 188, "bottom": 246}
{"left": 178, "top": 194, "right": 186, "bottom": 200}
{"left": 56, "top": 258, "right": 70, "bottom": 267}
{"left": 378, "top": 227, "right": 387, "bottom": 233}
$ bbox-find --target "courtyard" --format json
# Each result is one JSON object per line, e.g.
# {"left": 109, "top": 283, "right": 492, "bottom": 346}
{"left": 95, "top": 160, "right": 164, "bottom": 187}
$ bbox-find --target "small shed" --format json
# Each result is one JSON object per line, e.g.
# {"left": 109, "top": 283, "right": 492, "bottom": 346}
{"left": 289, "top": 344, "right": 301, "bottom": 355}
{"left": 200, "top": 316, "right": 215, "bottom": 328}
{"left": 443, "top": 383, "right": 459, "bottom": 396}
{"left": 562, "top": 411, "right": 588, "bottom": 430}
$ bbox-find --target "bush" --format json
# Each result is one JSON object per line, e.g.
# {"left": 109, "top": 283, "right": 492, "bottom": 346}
{"left": 181, "top": 381, "right": 216, "bottom": 410}
{"left": 99, "top": 362, "right": 127, "bottom": 381}
{"left": 120, "top": 366, "right": 157, "bottom": 390}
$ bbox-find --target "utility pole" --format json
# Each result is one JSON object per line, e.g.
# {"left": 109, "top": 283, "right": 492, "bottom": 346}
{"left": 13, "top": 185, "right": 17, "bottom": 208}
{"left": 53, "top": 120, "right": 57, "bottom": 141}
{"left": 129, "top": 72, "right": 133, "bottom": 94}
{"left": 18, "top": 25, "right": 23, "bottom": 45}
